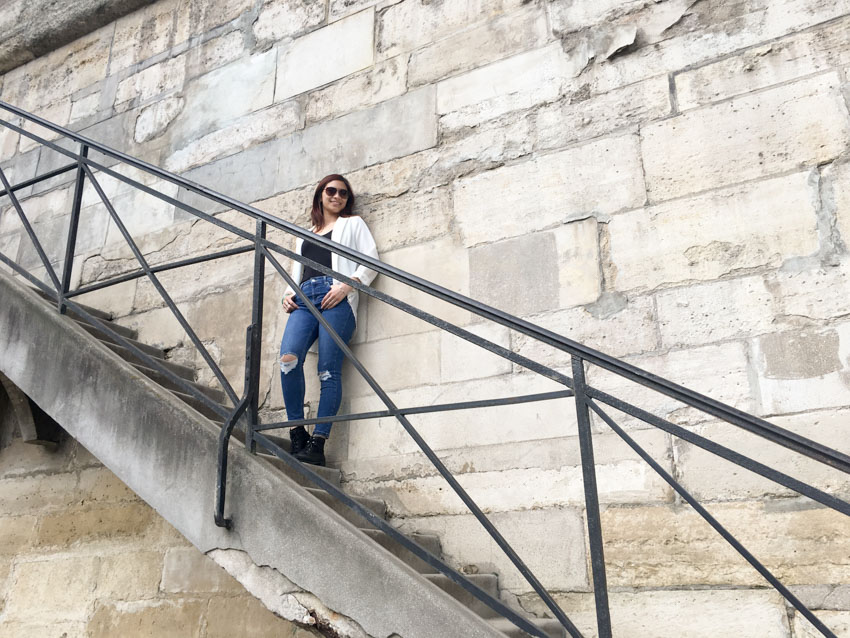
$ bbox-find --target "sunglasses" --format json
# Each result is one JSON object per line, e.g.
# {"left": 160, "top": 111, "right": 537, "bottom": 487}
{"left": 324, "top": 186, "right": 349, "bottom": 199}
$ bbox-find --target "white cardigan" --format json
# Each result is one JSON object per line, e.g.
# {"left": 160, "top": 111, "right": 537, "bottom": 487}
{"left": 283, "top": 215, "right": 379, "bottom": 321}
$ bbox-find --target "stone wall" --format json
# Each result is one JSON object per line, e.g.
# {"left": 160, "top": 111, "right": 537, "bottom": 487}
{"left": 0, "top": 432, "right": 318, "bottom": 637}
{"left": 0, "top": 0, "right": 850, "bottom": 636}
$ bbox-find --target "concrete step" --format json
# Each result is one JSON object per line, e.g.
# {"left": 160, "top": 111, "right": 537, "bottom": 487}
{"left": 100, "top": 341, "right": 196, "bottom": 380}
{"left": 30, "top": 287, "right": 113, "bottom": 321}
{"left": 425, "top": 573, "right": 500, "bottom": 619}
{"left": 73, "top": 316, "right": 137, "bottom": 340}
{"left": 360, "top": 529, "right": 442, "bottom": 574}
{"left": 171, "top": 390, "right": 229, "bottom": 421}
{"left": 132, "top": 363, "right": 227, "bottom": 404}
{"left": 78, "top": 320, "right": 160, "bottom": 357}
{"left": 306, "top": 488, "right": 386, "bottom": 529}
{"left": 256, "top": 451, "right": 342, "bottom": 488}
{"left": 488, "top": 617, "right": 567, "bottom": 638}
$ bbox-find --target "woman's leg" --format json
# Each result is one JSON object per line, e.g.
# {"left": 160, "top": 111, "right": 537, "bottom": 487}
{"left": 312, "top": 299, "right": 356, "bottom": 439}
{"left": 279, "top": 306, "right": 319, "bottom": 424}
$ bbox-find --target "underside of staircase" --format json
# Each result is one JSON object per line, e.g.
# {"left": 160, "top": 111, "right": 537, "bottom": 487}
{"left": 0, "top": 269, "right": 565, "bottom": 638}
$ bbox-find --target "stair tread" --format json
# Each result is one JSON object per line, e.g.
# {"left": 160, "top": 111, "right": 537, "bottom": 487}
{"left": 100, "top": 341, "right": 196, "bottom": 380}
{"left": 360, "top": 528, "right": 440, "bottom": 573}
{"left": 132, "top": 363, "right": 227, "bottom": 403}
{"left": 72, "top": 316, "right": 137, "bottom": 340}
{"left": 255, "top": 451, "right": 343, "bottom": 488}
{"left": 77, "top": 320, "right": 159, "bottom": 356}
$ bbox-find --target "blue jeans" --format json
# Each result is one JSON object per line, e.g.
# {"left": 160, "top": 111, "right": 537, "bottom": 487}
{"left": 279, "top": 276, "right": 355, "bottom": 439}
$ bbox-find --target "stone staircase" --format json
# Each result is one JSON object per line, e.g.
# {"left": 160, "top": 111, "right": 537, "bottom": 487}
{"left": 25, "top": 285, "right": 566, "bottom": 638}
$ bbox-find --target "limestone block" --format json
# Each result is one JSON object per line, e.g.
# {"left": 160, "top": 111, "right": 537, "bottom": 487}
{"left": 602, "top": 501, "right": 850, "bottom": 587}
{"left": 69, "top": 92, "right": 101, "bottom": 125}
{"left": 512, "top": 293, "right": 658, "bottom": 365}
{"left": 306, "top": 56, "right": 407, "bottom": 124}
{"left": 87, "top": 599, "right": 204, "bottom": 638}
{"left": 0, "top": 515, "right": 36, "bottom": 555}
{"left": 436, "top": 42, "right": 570, "bottom": 120}
{"left": 795, "top": 611, "right": 850, "bottom": 638}
{"left": 772, "top": 258, "right": 850, "bottom": 323}
{"left": 453, "top": 135, "right": 645, "bottom": 247}
{"left": 397, "top": 507, "right": 588, "bottom": 593}
{"left": 104, "top": 180, "right": 178, "bottom": 246}
{"left": 469, "top": 231, "right": 559, "bottom": 316}
{"left": 34, "top": 502, "right": 157, "bottom": 547}
{"left": 347, "top": 150, "right": 435, "bottom": 199}
{"left": 115, "top": 54, "right": 187, "bottom": 105}
{"left": 828, "top": 161, "right": 850, "bottom": 252}
{"left": 74, "top": 278, "right": 138, "bottom": 319}
{"left": 536, "top": 75, "right": 671, "bottom": 151}
{"left": 656, "top": 276, "right": 777, "bottom": 348}
{"left": 345, "top": 330, "right": 440, "bottom": 397}
{"left": 77, "top": 467, "right": 139, "bottom": 504}
{"left": 134, "top": 96, "right": 185, "bottom": 143}
{"left": 173, "top": 49, "right": 276, "bottom": 146}
{"left": 676, "top": 16, "right": 850, "bottom": 110}
{"left": 20, "top": 98, "right": 71, "bottom": 153}
{"left": 275, "top": 9, "right": 374, "bottom": 102}
{"left": 161, "top": 547, "right": 243, "bottom": 593}
{"left": 97, "top": 551, "right": 162, "bottom": 600}
{"left": 641, "top": 74, "right": 850, "bottom": 202}
{"left": 0, "top": 621, "right": 87, "bottom": 638}
{"left": 440, "top": 322, "right": 511, "bottom": 384}
{"left": 377, "top": 0, "right": 526, "bottom": 60}
{"left": 522, "top": 589, "right": 790, "bottom": 638}
{"left": 275, "top": 87, "right": 437, "bottom": 192}
{"left": 108, "top": 0, "right": 180, "bottom": 74}
{"left": 611, "top": 171, "right": 818, "bottom": 292}
{"left": 676, "top": 409, "right": 850, "bottom": 502}
{"left": 19, "top": 208, "right": 109, "bottom": 269}
{"left": 0, "top": 124, "right": 19, "bottom": 162}
{"left": 10, "top": 185, "right": 72, "bottom": 228}
{"left": 360, "top": 188, "right": 451, "bottom": 255}
{"left": 345, "top": 372, "right": 576, "bottom": 461}
{"left": 205, "top": 595, "right": 312, "bottom": 638}
{"left": 184, "top": 29, "right": 246, "bottom": 80}
{"left": 3, "top": 556, "right": 99, "bottom": 621}
{"left": 253, "top": 185, "right": 313, "bottom": 228}
{"left": 0, "top": 437, "right": 74, "bottom": 478}
{"left": 0, "top": 233, "right": 21, "bottom": 271}
{"left": 753, "top": 323, "right": 850, "bottom": 415}
{"left": 364, "top": 237, "right": 469, "bottom": 342}
{"left": 116, "top": 305, "right": 191, "bottom": 350}
{"left": 1, "top": 148, "right": 39, "bottom": 199}
{"left": 408, "top": 4, "right": 548, "bottom": 86}
{"left": 253, "top": 0, "right": 327, "bottom": 46}
{"left": 547, "top": 0, "right": 647, "bottom": 34}
{"left": 587, "top": 341, "right": 755, "bottom": 429}
{"left": 329, "top": 0, "right": 397, "bottom": 22}
{"left": 173, "top": 0, "right": 254, "bottom": 45}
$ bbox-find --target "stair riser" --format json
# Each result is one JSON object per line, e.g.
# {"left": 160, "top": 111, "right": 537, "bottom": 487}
{"left": 101, "top": 341, "right": 196, "bottom": 380}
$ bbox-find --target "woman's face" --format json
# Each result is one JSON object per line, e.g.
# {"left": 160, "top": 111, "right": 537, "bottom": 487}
{"left": 321, "top": 180, "right": 349, "bottom": 217}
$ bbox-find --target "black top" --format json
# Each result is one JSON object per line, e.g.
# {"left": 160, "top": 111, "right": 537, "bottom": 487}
{"left": 301, "top": 230, "right": 333, "bottom": 283}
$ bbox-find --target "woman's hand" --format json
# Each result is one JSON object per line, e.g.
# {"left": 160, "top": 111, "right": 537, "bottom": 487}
{"left": 321, "top": 282, "right": 353, "bottom": 310}
{"left": 282, "top": 293, "right": 297, "bottom": 313}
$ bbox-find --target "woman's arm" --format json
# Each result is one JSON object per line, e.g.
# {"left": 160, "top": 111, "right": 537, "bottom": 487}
{"left": 349, "top": 217, "right": 379, "bottom": 286}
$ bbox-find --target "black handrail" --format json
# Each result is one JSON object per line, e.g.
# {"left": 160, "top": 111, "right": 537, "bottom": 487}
{"left": 1, "top": 100, "right": 847, "bottom": 638}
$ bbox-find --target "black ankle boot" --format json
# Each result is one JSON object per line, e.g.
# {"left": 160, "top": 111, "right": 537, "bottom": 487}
{"left": 294, "top": 435, "right": 326, "bottom": 466}
{"left": 289, "top": 426, "right": 309, "bottom": 457}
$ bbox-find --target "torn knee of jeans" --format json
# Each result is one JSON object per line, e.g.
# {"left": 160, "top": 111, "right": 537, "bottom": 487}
{"left": 280, "top": 353, "right": 298, "bottom": 374}
{"left": 318, "top": 369, "right": 332, "bottom": 382}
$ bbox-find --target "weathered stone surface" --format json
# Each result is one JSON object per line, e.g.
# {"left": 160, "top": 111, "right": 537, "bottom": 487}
{"left": 97, "top": 551, "right": 162, "bottom": 600}
{"left": 161, "top": 547, "right": 243, "bottom": 593}
{"left": 408, "top": 4, "right": 548, "bottom": 86}
{"left": 173, "top": 0, "right": 254, "bottom": 45}
{"left": 173, "top": 49, "right": 276, "bottom": 146}
{"left": 306, "top": 56, "right": 407, "bottom": 124}
{"left": 103, "top": 180, "right": 178, "bottom": 245}
{"left": 20, "top": 98, "right": 71, "bottom": 153}
{"left": 364, "top": 237, "right": 469, "bottom": 342}
{"left": 769, "top": 259, "right": 850, "bottom": 323}
{"left": 377, "top": 0, "right": 526, "bottom": 60}
{"left": 253, "top": 0, "right": 327, "bottom": 46}
{"left": 0, "top": 123, "right": 19, "bottom": 162}
{"left": 753, "top": 322, "right": 850, "bottom": 415}
{"left": 360, "top": 186, "right": 452, "bottom": 252}
{"left": 205, "top": 595, "right": 319, "bottom": 638}
{"left": 548, "top": 0, "right": 648, "bottom": 34}
{"left": 276, "top": 8, "right": 374, "bottom": 102}
{"left": 115, "top": 54, "right": 187, "bottom": 105}
{"left": 440, "top": 322, "right": 511, "bottom": 384}
{"left": 0, "top": 621, "right": 87, "bottom": 638}
{"left": 0, "top": 515, "right": 36, "bottom": 554}
{"left": 536, "top": 75, "right": 671, "bottom": 150}
{"left": 0, "top": 437, "right": 73, "bottom": 478}
{"left": 8, "top": 186, "right": 72, "bottom": 229}
{"left": 34, "top": 503, "right": 157, "bottom": 547}
{"left": 346, "top": 330, "right": 440, "bottom": 396}
{"left": 18, "top": 208, "right": 109, "bottom": 269}
{"left": 87, "top": 599, "right": 205, "bottom": 638}
{"left": 588, "top": 340, "right": 754, "bottom": 428}
{"left": 676, "top": 408, "right": 850, "bottom": 502}
{"left": 828, "top": 160, "right": 850, "bottom": 253}
{"left": 0, "top": 232, "right": 21, "bottom": 271}
{"left": 185, "top": 29, "right": 246, "bottom": 80}
{"left": 275, "top": 87, "right": 437, "bottom": 192}
{"left": 398, "top": 507, "right": 588, "bottom": 593}
{"left": 609, "top": 171, "right": 819, "bottom": 292}
{"left": 602, "top": 501, "right": 850, "bottom": 587}
{"left": 656, "top": 276, "right": 777, "bottom": 348}
{"left": 346, "top": 150, "right": 435, "bottom": 199}
{"left": 795, "top": 611, "right": 850, "bottom": 638}
{"left": 642, "top": 74, "right": 850, "bottom": 201}
{"left": 676, "top": 15, "right": 850, "bottom": 110}
{"left": 134, "top": 95, "right": 184, "bottom": 143}
{"left": 513, "top": 293, "right": 658, "bottom": 365}
{"left": 454, "top": 135, "right": 645, "bottom": 247}
{"left": 77, "top": 467, "right": 139, "bottom": 503}
{"left": 108, "top": 0, "right": 180, "bottom": 74}
{"left": 69, "top": 91, "right": 102, "bottom": 125}
{"left": 3, "top": 556, "right": 99, "bottom": 621}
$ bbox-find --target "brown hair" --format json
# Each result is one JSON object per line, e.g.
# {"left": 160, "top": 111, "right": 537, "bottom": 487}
{"left": 310, "top": 174, "right": 355, "bottom": 229}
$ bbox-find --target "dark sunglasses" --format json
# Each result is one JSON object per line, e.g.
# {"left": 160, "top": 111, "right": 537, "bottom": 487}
{"left": 324, "top": 186, "right": 349, "bottom": 198}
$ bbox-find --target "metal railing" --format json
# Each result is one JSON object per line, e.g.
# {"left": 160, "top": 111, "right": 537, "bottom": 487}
{"left": 1, "top": 100, "right": 848, "bottom": 638}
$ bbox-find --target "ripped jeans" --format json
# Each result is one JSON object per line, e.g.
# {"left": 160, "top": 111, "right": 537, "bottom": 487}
{"left": 279, "top": 276, "right": 356, "bottom": 439}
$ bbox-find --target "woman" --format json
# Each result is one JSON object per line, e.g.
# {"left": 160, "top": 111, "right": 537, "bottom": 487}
{"left": 279, "top": 174, "right": 378, "bottom": 466}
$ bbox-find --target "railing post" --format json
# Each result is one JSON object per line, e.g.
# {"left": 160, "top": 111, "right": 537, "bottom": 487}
{"left": 245, "top": 219, "right": 266, "bottom": 453}
{"left": 59, "top": 143, "right": 88, "bottom": 314}
{"left": 571, "top": 355, "right": 613, "bottom": 638}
